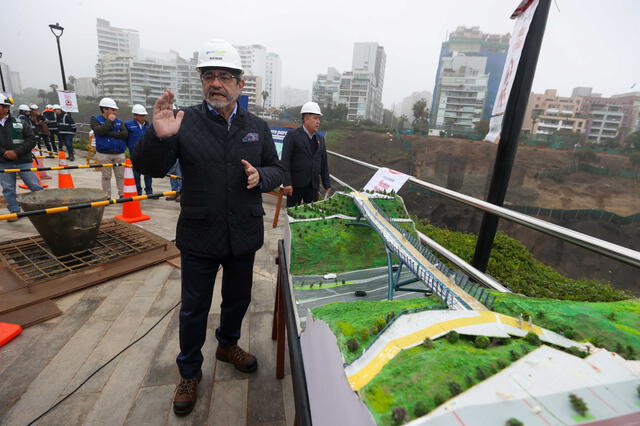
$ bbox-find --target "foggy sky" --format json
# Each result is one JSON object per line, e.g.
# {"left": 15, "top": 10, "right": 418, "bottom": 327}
{"left": 5, "top": 0, "right": 640, "bottom": 108}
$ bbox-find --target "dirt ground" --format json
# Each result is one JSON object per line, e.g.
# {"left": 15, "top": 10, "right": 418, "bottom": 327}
{"left": 329, "top": 130, "right": 640, "bottom": 292}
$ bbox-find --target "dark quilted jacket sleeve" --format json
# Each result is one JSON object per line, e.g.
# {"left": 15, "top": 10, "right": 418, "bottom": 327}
{"left": 131, "top": 126, "right": 179, "bottom": 178}
{"left": 255, "top": 121, "right": 284, "bottom": 192}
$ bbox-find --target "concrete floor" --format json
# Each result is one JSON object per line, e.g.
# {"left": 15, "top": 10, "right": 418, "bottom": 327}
{"left": 0, "top": 154, "right": 294, "bottom": 425}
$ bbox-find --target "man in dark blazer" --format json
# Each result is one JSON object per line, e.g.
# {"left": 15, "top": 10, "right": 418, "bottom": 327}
{"left": 281, "top": 101, "right": 331, "bottom": 207}
{"left": 132, "top": 39, "right": 284, "bottom": 416}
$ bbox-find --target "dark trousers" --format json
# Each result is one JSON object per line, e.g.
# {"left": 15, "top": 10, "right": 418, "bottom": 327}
{"left": 176, "top": 251, "right": 255, "bottom": 379}
{"left": 133, "top": 170, "right": 153, "bottom": 195}
{"left": 38, "top": 134, "right": 57, "bottom": 154}
{"left": 59, "top": 134, "right": 75, "bottom": 160}
{"left": 286, "top": 185, "right": 319, "bottom": 208}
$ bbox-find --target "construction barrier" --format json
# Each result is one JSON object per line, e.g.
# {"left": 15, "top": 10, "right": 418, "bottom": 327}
{"left": 18, "top": 160, "right": 48, "bottom": 190}
{"left": 115, "top": 159, "right": 150, "bottom": 223}
{"left": 0, "top": 191, "right": 177, "bottom": 222}
{"left": 57, "top": 152, "right": 75, "bottom": 189}
{"left": 0, "top": 163, "right": 125, "bottom": 173}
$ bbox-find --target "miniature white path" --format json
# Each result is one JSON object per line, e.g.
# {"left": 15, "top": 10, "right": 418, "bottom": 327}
{"left": 345, "top": 309, "right": 587, "bottom": 391}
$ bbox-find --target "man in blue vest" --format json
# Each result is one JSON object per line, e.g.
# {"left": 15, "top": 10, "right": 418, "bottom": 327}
{"left": 90, "top": 97, "right": 128, "bottom": 198}
{"left": 126, "top": 104, "right": 152, "bottom": 196}
{"left": 0, "top": 94, "right": 42, "bottom": 221}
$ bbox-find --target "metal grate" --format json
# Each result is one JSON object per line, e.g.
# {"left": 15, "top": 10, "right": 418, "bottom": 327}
{"left": 0, "top": 220, "right": 165, "bottom": 284}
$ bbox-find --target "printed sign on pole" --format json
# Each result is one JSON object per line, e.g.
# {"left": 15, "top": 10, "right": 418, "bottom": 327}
{"left": 363, "top": 168, "right": 410, "bottom": 193}
{"left": 57, "top": 90, "right": 79, "bottom": 112}
{"left": 485, "top": 0, "right": 539, "bottom": 143}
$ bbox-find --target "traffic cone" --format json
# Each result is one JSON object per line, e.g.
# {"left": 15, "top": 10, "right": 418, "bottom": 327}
{"left": 57, "top": 151, "right": 75, "bottom": 188}
{"left": 0, "top": 322, "right": 22, "bottom": 347}
{"left": 35, "top": 157, "right": 52, "bottom": 179}
{"left": 18, "top": 160, "right": 48, "bottom": 189}
{"left": 115, "top": 159, "right": 150, "bottom": 223}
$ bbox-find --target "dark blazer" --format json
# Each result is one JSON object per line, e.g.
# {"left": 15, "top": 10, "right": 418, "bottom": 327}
{"left": 281, "top": 126, "right": 330, "bottom": 189}
{"left": 132, "top": 102, "right": 284, "bottom": 258}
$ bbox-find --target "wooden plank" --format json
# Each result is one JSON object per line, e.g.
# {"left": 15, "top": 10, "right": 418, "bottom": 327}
{"left": 34, "top": 392, "right": 99, "bottom": 426}
{"left": 0, "top": 243, "right": 180, "bottom": 317}
{"left": 0, "top": 297, "right": 102, "bottom": 418}
{"left": 165, "top": 256, "right": 181, "bottom": 269}
{"left": 246, "top": 311, "right": 286, "bottom": 424}
{"left": 208, "top": 379, "right": 248, "bottom": 426}
{"left": 0, "top": 300, "right": 61, "bottom": 327}
{"left": 0, "top": 322, "right": 51, "bottom": 377}
{"left": 123, "top": 385, "right": 174, "bottom": 426}
{"left": 141, "top": 309, "right": 181, "bottom": 387}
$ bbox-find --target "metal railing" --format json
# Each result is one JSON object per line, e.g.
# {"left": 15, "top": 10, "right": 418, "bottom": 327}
{"left": 328, "top": 150, "right": 640, "bottom": 271}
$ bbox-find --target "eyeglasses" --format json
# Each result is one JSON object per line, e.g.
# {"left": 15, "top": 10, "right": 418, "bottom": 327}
{"left": 201, "top": 71, "right": 236, "bottom": 83}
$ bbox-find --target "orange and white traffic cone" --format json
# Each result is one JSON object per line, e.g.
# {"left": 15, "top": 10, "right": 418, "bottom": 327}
{"left": 18, "top": 160, "right": 48, "bottom": 189}
{"left": 35, "top": 157, "right": 51, "bottom": 180}
{"left": 0, "top": 322, "right": 22, "bottom": 347}
{"left": 115, "top": 159, "right": 150, "bottom": 223}
{"left": 57, "top": 151, "right": 75, "bottom": 188}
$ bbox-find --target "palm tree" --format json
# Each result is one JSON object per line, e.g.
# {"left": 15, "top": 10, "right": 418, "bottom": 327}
{"left": 261, "top": 90, "right": 269, "bottom": 108}
{"left": 67, "top": 75, "right": 77, "bottom": 90}
{"left": 143, "top": 86, "right": 152, "bottom": 108}
{"left": 38, "top": 89, "right": 47, "bottom": 104}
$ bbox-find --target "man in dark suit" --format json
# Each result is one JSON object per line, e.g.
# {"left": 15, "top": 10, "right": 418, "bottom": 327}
{"left": 281, "top": 101, "right": 331, "bottom": 207}
{"left": 132, "top": 39, "right": 284, "bottom": 416}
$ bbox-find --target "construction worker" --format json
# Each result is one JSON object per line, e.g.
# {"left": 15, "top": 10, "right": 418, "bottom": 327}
{"left": 90, "top": 97, "right": 128, "bottom": 198}
{"left": 281, "top": 101, "right": 331, "bottom": 207}
{"left": 125, "top": 104, "right": 152, "bottom": 195}
{"left": 0, "top": 94, "right": 42, "bottom": 220}
{"left": 17, "top": 105, "right": 30, "bottom": 122}
{"left": 43, "top": 104, "right": 59, "bottom": 153}
{"left": 54, "top": 105, "right": 77, "bottom": 161}
{"left": 30, "top": 105, "right": 54, "bottom": 156}
{"left": 132, "top": 38, "right": 284, "bottom": 416}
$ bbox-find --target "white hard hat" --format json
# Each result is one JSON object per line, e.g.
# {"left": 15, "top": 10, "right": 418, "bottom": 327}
{"left": 46, "top": 104, "right": 52, "bottom": 109}
{"left": 30, "top": 104, "right": 39, "bottom": 110}
{"left": 196, "top": 39, "right": 243, "bottom": 73}
{"left": 132, "top": 104, "right": 148, "bottom": 115}
{"left": 0, "top": 94, "right": 14, "bottom": 106}
{"left": 52, "top": 104, "right": 62, "bottom": 110}
{"left": 99, "top": 97, "right": 119, "bottom": 109}
{"left": 19, "top": 104, "right": 30, "bottom": 112}
{"left": 301, "top": 101, "right": 322, "bottom": 116}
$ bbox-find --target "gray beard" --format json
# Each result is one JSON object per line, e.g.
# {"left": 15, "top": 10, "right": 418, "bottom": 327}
{"left": 205, "top": 98, "right": 231, "bottom": 110}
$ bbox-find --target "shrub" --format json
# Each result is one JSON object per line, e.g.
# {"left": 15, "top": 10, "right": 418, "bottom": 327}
{"left": 448, "top": 381, "right": 462, "bottom": 396}
{"left": 336, "top": 321, "right": 355, "bottom": 337}
{"left": 525, "top": 332, "right": 541, "bottom": 346}
{"left": 374, "top": 317, "right": 387, "bottom": 333}
{"left": 497, "top": 359, "right": 508, "bottom": 369}
{"left": 465, "top": 375, "right": 474, "bottom": 386}
{"left": 391, "top": 407, "right": 407, "bottom": 425}
{"left": 358, "top": 328, "right": 369, "bottom": 341}
{"left": 506, "top": 419, "right": 524, "bottom": 426}
{"left": 605, "top": 312, "right": 617, "bottom": 321}
{"left": 475, "top": 366, "right": 486, "bottom": 381}
{"left": 567, "top": 346, "right": 588, "bottom": 358}
{"left": 413, "top": 401, "right": 429, "bottom": 417}
{"left": 433, "top": 394, "right": 444, "bottom": 407}
{"left": 474, "top": 336, "right": 490, "bottom": 349}
{"left": 385, "top": 312, "right": 396, "bottom": 324}
{"left": 346, "top": 338, "right": 360, "bottom": 352}
{"left": 569, "top": 393, "right": 588, "bottom": 416}
{"left": 446, "top": 330, "right": 460, "bottom": 344}
{"left": 563, "top": 327, "right": 576, "bottom": 339}
{"left": 509, "top": 349, "right": 519, "bottom": 361}
{"left": 535, "top": 311, "right": 545, "bottom": 319}
{"left": 422, "top": 338, "right": 435, "bottom": 349}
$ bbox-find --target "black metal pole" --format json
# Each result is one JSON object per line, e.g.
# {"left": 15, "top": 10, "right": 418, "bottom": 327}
{"left": 471, "top": 0, "right": 552, "bottom": 272}
{"left": 0, "top": 60, "right": 5, "bottom": 92}
{"left": 55, "top": 36, "right": 67, "bottom": 90}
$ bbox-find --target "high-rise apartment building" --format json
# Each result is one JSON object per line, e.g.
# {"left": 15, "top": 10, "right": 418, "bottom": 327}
{"left": 523, "top": 89, "right": 584, "bottom": 133}
{"left": 431, "top": 26, "right": 509, "bottom": 130}
{"left": 75, "top": 77, "right": 98, "bottom": 98}
{"left": 242, "top": 75, "right": 263, "bottom": 110}
{"left": 312, "top": 67, "right": 341, "bottom": 107}
{"left": 96, "top": 18, "right": 139, "bottom": 57}
{"left": 335, "top": 43, "right": 386, "bottom": 123}
{"left": 234, "top": 44, "right": 281, "bottom": 109}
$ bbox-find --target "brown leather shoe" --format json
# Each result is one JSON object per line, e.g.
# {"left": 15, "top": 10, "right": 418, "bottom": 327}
{"left": 216, "top": 344, "right": 258, "bottom": 373}
{"left": 173, "top": 370, "right": 202, "bottom": 416}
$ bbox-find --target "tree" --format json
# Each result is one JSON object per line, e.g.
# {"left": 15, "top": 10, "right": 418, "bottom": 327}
{"left": 261, "top": 90, "right": 269, "bottom": 108}
{"left": 143, "top": 86, "right": 152, "bottom": 108}
{"left": 38, "top": 89, "right": 47, "bottom": 105}
{"left": 47, "top": 84, "right": 59, "bottom": 104}
{"left": 397, "top": 114, "right": 408, "bottom": 131}
{"left": 67, "top": 75, "right": 77, "bottom": 90}
{"left": 412, "top": 99, "right": 429, "bottom": 134}
{"left": 475, "top": 120, "right": 490, "bottom": 136}
{"left": 626, "top": 130, "right": 640, "bottom": 151}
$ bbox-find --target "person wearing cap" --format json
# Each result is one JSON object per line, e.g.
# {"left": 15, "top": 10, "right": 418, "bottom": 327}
{"left": 43, "top": 104, "right": 59, "bottom": 153}
{"left": 281, "top": 101, "right": 331, "bottom": 207}
{"left": 90, "top": 98, "right": 128, "bottom": 198}
{"left": 54, "top": 105, "right": 77, "bottom": 161}
{"left": 132, "top": 38, "right": 284, "bottom": 416}
{"left": 125, "top": 104, "right": 153, "bottom": 196}
{"left": 0, "top": 94, "right": 42, "bottom": 220}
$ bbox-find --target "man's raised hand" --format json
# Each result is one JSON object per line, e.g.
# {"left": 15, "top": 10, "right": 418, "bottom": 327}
{"left": 153, "top": 89, "right": 184, "bottom": 139}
